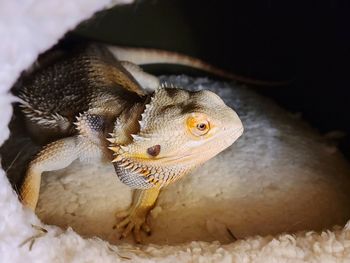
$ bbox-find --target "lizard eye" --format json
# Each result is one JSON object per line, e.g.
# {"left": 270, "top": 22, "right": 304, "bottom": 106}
{"left": 187, "top": 115, "right": 210, "bottom": 136}
{"left": 197, "top": 123, "right": 207, "bottom": 131}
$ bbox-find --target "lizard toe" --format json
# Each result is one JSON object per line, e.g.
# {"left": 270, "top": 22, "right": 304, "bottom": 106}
{"left": 120, "top": 221, "right": 134, "bottom": 239}
{"left": 114, "top": 207, "right": 151, "bottom": 243}
{"left": 141, "top": 222, "right": 151, "bottom": 235}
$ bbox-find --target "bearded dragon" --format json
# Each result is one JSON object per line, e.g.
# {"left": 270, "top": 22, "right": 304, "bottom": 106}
{"left": 16, "top": 44, "right": 243, "bottom": 242}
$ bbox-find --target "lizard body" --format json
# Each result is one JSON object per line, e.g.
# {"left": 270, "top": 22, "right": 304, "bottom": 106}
{"left": 16, "top": 44, "right": 243, "bottom": 242}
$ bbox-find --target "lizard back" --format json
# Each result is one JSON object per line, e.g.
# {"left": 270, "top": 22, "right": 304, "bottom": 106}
{"left": 15, "top": 44, "right": 145, "bottom": 140}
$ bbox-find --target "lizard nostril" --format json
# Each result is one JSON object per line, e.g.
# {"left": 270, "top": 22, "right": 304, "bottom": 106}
{"left": 147, "top": 145, "right": 161, "bottom": 157}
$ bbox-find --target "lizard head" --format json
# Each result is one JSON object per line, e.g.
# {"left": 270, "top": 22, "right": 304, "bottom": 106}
{"left": 109, "top": 87, "right": 243, "bottom": 189}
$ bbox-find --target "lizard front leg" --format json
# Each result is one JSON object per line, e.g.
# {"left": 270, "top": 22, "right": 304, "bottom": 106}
{"left": 115, "top": 187, "right": 160, "bottom": 243}
{"left": 20, "top": 137, "right": 79, "bottom": 210}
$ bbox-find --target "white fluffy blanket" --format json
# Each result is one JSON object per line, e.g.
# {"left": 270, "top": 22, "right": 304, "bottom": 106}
{"left": 1, "top": 1, "right": 350, "bottom": 262}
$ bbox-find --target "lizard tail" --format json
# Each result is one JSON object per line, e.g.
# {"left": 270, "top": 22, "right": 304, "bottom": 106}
{"left": 107, "top": 45, "right": 288, "bottom": 86}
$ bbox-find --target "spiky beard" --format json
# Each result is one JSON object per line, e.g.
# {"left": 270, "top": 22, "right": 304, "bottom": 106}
{"left": 109, "top": 145, "right": 191, "bottom": 189}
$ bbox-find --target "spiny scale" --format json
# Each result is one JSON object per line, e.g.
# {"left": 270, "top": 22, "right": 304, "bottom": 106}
{"left": 112, "top": 155, "right": 123, "bottom": 163}
{"left": 124, "top": 163, "right": 134, "bottom": 169}
{"left": 108, "top": 146, "right": 120, "bottom": 152}
{"left": 119, "top": 160, "right": 131, "bottom": 167}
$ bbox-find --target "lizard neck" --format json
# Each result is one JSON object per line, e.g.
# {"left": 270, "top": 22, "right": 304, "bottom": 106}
{"left": 105, "top": 95, "right": 150, "bottom": 146}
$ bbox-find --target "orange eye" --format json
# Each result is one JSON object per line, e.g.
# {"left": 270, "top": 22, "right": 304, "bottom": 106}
{"left": 187, "top": 115, "right": 210, "bottom": 136}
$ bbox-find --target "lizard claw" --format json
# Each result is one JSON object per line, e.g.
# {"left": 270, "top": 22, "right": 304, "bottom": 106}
{"left": 113, "top": 188, "right": 159, "bottom": 243}
{"left": 141, "top": 222, "right": 152, "bottom": 235}
{"left": 114, "top": 208, "right": 151, "bottom": 243}
{"left": 19, "top": 224, "right": 48, "bottom": 250}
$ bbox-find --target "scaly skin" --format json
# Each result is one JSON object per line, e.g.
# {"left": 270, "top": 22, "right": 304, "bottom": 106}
{"left": 16, "top": 44, "right": 244, "bottom": 243}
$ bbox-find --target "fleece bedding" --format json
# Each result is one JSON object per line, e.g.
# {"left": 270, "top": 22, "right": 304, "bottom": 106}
{"left": 1, "top": 1, "right": 350, "bottom": 262}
